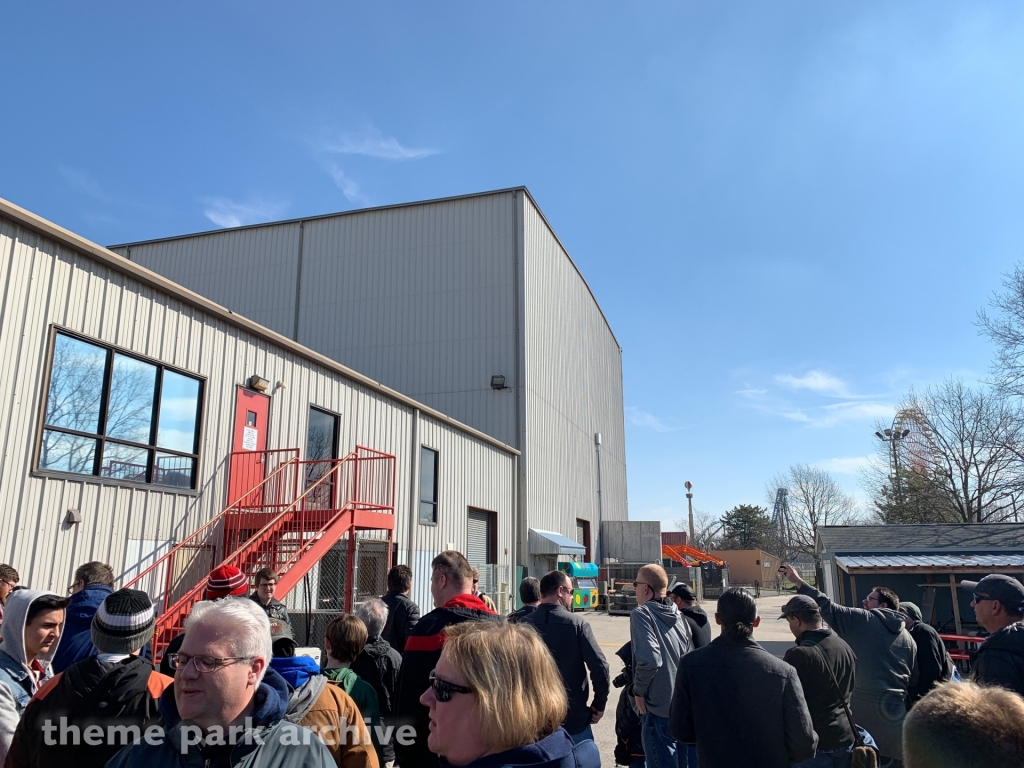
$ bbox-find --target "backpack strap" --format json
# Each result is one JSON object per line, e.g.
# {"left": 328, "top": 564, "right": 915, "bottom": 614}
{"left": 809, "top": 641, "right": 863, "bottom": 748}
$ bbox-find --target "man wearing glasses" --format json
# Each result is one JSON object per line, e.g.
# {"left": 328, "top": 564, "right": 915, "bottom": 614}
{"left": 107, "top": 597, "right": 336, "bottom": 768}
{"left": 631, "top": 564, "right": 691, "bottom": 768}
{"left": 0, "top": 565, "right": 18, "bottom": 631}
{"left": 960, "top": 574, "right": 1024, "bottom": 696}
{"left": 521, "top": 571, "right": 610, "bottom": 744}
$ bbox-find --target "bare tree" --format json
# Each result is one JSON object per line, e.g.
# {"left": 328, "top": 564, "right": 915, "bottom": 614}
{"left": 672, "top": 509, "right": 725, "bottom": 553}
{"left": 767, "top": 464, "right": 859, "bottom": 560}
{"left": 979, "top": 264, "right": 1024, "bottom": 398}
{"left": 888, "top": 380, "right": 1024, "bottom": 523}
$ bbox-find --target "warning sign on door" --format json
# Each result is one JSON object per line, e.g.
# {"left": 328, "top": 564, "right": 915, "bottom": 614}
{"left": 242, "top": 427, "right": 258, "bottom": 451}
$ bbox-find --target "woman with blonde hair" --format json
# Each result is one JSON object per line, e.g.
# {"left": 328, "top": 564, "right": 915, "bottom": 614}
{"left": 419, "top": 620, "right": 600, "bottom": 767}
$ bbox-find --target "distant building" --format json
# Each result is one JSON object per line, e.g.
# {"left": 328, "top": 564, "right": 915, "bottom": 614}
{"left": 109, "top": 188, "right": 627, "bottom": 577}
{"left": 817, "top": 524, "right": 1024, "bottom": 633}
{"left": 709, "top": 549, "right": 781, "bottom": 586}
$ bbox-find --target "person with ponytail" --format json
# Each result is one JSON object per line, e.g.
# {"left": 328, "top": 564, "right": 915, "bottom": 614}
{"left": 669, "top": 588, "right": 818, "bottom": 768}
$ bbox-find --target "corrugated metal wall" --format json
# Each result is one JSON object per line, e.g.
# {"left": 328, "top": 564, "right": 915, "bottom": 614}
{"left": 521, "top": 195, "right": 629, "bottom": 562}
{"left": 108, "top": 188, "right": 628, "bottom": 568}
{"left": 0, "top": 211, "right": 515, "bottom": 598}
{"left": 113, "top": 195, "right": 520, "bottom": 448}
{"left": 119, "top": 223, "right": 302, "bottom": 340}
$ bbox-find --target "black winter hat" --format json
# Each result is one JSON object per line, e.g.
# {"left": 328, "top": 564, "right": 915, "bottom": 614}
{"left": 91, "top": 588, "right": 156, "bottom": 654}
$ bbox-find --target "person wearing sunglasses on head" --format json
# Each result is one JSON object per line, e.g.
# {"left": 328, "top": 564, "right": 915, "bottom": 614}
{"left": 959, "top": 574, "right": 1024, "bottom": 697}
{"left": 419, "top": 621, "right": 599, "bottom": 768}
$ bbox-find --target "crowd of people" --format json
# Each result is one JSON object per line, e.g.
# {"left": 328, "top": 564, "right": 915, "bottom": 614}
{"left": 0, "top": 554, "right": 1023, "bottom": 767}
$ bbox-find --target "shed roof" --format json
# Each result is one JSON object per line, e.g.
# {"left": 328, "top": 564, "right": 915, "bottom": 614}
{"left": 817, "top": 524, "right": 1024, "bottom": 555}
{"left": 837, "top": 554, "right": 1024, "bottom": 570}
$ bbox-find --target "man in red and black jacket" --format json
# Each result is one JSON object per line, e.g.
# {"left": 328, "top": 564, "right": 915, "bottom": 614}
{"left": 394, "top": 551, "right": 500, "bottom": 767}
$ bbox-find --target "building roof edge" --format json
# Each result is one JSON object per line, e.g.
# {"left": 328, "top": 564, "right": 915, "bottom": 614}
{"left": 0, "top": 195, "right": 519, "bottom": 457}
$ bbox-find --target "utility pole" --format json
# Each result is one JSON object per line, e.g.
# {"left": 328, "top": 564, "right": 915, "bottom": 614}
{"left": 685, "top": 481, "right": 694, "bottom": 543}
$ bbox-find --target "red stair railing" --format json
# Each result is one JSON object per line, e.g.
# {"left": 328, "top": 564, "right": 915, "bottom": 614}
{"left": 123, "top": 446, "right": 395, "bottom": 661}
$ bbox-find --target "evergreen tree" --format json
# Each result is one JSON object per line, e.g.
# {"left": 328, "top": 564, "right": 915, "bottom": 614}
{"left": 719, "top": 504, "right": 774, "bottom": 551}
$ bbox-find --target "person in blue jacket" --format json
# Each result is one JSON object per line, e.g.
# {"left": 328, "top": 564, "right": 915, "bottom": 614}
{"left": 419, "top": 620, "right": 599, "bottom": 768}
{"left": 51, "top": 561, "right": 114, "bottom": 673}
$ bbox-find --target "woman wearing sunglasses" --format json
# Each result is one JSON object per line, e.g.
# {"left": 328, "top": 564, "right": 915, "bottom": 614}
{"left": 419, "top": 621, "right": 600, "bottom": 768}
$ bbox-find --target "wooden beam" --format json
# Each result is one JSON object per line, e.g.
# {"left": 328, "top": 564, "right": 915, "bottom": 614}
{"left": 849, "top": 573, "right": 858, "bottom": 607}
{"left": 837, "top": 562, "right": 846, "bottom": 605}
{"left": 949, "top": 573, "right": 963, "bottom": 636}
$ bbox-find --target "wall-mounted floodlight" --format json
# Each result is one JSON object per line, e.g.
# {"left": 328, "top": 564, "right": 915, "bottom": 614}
{"left": 490, "top": 375, "right": 509, "bottom": 390}
{"left": 249, "top": 375, "right": 270, "bottom": 392}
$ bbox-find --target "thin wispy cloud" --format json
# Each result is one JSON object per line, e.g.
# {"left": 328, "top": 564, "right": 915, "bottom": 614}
{"left": 775, "top": 370, "right": 851, "bottom": 398}
{"left": 626, "top": 406, "right": 683, "bottom": 433}
{"left": 736, "top": 388, "right": 768, "bottom": 397}
{"left": 59, "top": 166, "right": 110, "bottom": 202}
{"left": 202, "top": 197, "right": 288, "bottom": 228}
{"left": 327, "top": 164, "right": 370, "bottom": 204}
{"left": 315, "top": 127, "right": 440, "bottom": 161}
{"left": 813, "top": 456, "right": 873, "bottom": 475}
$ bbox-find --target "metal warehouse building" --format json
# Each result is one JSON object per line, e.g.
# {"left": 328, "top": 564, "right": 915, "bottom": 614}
{"left": 0, "top": 197, "right": 518, "bottom": 635}
{"left": 110, "top": 187, "right": 628, "bottom": 577}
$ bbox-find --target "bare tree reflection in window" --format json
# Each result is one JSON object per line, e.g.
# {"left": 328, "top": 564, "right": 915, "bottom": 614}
{"left": 41, "top": 335, "right": 105, "bottom": 473}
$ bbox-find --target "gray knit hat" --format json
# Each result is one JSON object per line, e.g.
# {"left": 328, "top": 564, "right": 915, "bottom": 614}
{"left": 91, "top": 588, "right": 156, "bottom": 654}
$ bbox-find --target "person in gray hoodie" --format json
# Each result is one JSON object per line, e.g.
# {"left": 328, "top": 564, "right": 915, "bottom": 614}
{"left": 0, "top": 589, "right": 68, "bottom": 762}
{"left": 781, "top": 565, "right": 917, "bottom": 767}
{"left": 630, "top": 564, "right": 690, "bottom": 768}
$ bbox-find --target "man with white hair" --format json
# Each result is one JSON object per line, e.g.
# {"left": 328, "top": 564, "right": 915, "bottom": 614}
{"left": 352, "top": 598, "right": 401, "bottom": 768}
{"left": 107, "top": 597, "right": 334, "bottom": 768}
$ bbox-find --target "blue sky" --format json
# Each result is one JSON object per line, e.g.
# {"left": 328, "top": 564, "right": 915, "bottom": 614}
{"left": 5, "top": 3, "right": 1024, "bottom": 530}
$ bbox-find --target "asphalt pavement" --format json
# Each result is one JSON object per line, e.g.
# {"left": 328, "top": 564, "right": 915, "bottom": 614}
{"left": 581, "top": 591, "right": 799, "bottom": 766}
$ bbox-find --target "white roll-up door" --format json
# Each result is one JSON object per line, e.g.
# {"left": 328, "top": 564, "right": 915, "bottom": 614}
{"left": 467, "top": 509, "right": 491, "bottom": 566}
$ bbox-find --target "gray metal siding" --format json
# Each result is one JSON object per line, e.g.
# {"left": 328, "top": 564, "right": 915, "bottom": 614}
{"left": 113, "top": 223, "right": 302, "bottom": 340}
{"left": 0, "top": 212, "right": 515, "bottom": 597}
{"left": 521, "top": 196, "right": 628, "bottom": 562}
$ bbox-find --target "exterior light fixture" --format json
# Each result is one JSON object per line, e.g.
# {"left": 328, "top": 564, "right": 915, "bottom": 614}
{"left": 490, "top": 375, "right": 509, "bottom": 390}
{"left": 65, "top": 509, "right": 82, "bottom": 525}
{"left": 249, "top": 375, "right": 270, "bottom": 392}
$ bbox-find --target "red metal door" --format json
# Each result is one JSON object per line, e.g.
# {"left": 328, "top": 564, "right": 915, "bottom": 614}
{"left": 228, "top": 387, "right": 270, "bottom": 507}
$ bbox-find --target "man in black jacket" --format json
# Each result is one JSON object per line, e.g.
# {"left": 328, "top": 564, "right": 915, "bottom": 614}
{"left": 899, "top": 601, "right": 953, "bottom": 707}
{"left": 381, "top": 564, "right": 420, "bottom": 653}
{"left": 522, "top": 570, "right": 610, "bottom": 743}
{"left": 507, "top": 577, "right": 541, "bottom": 623}
{"left": 960, "top": 574, "right": 1024, "bottom": 696}
{"left": 394, "top": 550, "right": 500, "bottom": 768}
{"left": 353, "top": 597, "right": 402, "bottom": 766}
{"left": 779, "top": 594, "right": 857, "bottom": 767}
{"left": 669, "top": 582, "right": 712, "bottom": 649}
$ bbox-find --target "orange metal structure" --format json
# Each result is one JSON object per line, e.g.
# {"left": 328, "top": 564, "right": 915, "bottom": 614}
{"left": 124, "top": 445, "right": 395, "bottom": 661}
{"left": 662, "top": 543, "right": 725, "bottom": 567}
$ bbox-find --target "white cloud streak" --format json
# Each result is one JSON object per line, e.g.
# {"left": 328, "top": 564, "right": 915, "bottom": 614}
{"left": 59, "top": 166, "right": 110, "bottom": 202}
{"left": 813, "top": 456, "right": 874, "bottom": 475}
{"left": 320, "top": 128, "right": 440, "bottom": 161}
{"left": 327, "top": 164, "right": 370, "bottom": 204}
{"left": 202, "top": 197, "right": 287, "bottom": 228}
{"left": 775, "top": 370, "right": 851, "bottom": 398}
{"left": 626, "top": 406, "right": 683, "bottom": 433}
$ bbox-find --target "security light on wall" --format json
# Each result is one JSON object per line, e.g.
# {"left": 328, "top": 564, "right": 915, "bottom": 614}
{"left": 249, "top": 375, "right": 270, "bottom": 392}
{"left": 490, "top": 375, "right": 509, "bottom": 390}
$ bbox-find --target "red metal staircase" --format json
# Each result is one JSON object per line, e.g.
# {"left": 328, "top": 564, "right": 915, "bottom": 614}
{"left": 123, "top": 446, "right": 395, "bottom": 661}
{"left": 662, "top": 543, "right": 725, "bottom": 567}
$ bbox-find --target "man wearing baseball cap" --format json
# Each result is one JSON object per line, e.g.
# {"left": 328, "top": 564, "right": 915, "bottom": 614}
{"left": 960, "top": 574, "right": 1024, "bottom": 696}
{"left": 778, "top": 595, "right": 859, "bottom": 768}
{"left": 669, "top": 582, "right": 711, "bottom": 649}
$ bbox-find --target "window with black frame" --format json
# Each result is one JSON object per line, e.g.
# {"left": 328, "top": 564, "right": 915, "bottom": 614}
{"left": 38, "top": 331, "right": 203, "bottom": 489}
{"left": 419, "top": 446, "right": 439, "bottom": 524}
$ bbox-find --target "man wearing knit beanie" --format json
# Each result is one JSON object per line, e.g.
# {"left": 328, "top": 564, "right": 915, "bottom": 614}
{"left": 158, "top": 565, "right": 249, "bottom": 676}
{"left": 5, "top": 589, "right": 173, "bottom": 768}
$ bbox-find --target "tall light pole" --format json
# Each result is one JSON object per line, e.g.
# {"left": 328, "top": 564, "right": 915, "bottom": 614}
{"left": 875, "top": 420, "right": 910, "bottom": 499}
{"left": 685, "top": 481, "right": 694, "bottom": 543}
